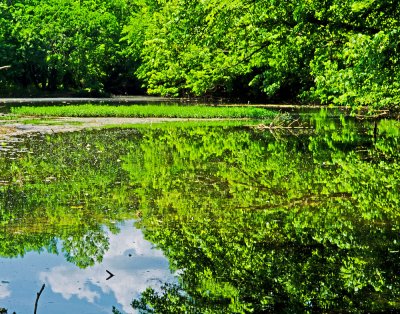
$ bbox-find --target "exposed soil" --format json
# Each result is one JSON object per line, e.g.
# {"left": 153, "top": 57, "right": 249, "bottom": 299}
{"left": 0, "top": 117, "right": 192, "bottom": 139}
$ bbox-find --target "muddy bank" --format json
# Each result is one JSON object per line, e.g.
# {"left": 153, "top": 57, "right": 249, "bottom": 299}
{"left": 0, "top": 117, "right": 191, "bottom": 138}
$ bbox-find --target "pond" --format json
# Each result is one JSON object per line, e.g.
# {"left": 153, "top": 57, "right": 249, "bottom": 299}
{"left": 0, "top": 111, "right": 400, "bottom": 313}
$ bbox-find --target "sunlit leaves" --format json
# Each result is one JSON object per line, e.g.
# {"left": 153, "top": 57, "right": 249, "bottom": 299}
{"left": 122, "top": 0, "right": 400, "bottom": 107}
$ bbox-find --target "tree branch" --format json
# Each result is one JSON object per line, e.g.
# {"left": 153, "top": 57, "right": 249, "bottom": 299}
{"left": 34, "top": 284, "right": 45, "bottom": 314}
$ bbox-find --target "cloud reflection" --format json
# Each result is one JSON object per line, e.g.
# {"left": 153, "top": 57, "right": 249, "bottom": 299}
{"left": 0, "top": 284, "right": 11, "bottom": 299}
{"left": 40, "top": 222, "right": 174, "bottom": 313}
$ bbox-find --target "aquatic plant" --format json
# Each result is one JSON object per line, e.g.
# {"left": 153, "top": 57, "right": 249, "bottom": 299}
{"left": 10, "top": 104, "right": 275, "bottom": 119}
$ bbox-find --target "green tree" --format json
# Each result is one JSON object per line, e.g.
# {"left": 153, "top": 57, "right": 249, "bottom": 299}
{"left": 124, "top": 0, "right": 400, "bottom": 108}
{"left": 1, "top": 0, "right": 139, "bottom": 94}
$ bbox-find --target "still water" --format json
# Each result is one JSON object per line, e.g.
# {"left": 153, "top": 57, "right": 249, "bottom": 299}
{"left": 0, "top": 112, "right": 399, "bottom": 313}
{"left": 0, "top": 222, "right": 174, "bottom": 313}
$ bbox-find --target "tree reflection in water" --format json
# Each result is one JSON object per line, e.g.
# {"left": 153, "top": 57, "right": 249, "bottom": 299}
{"left": 0, "top": 114, "right": 400, "bottom": 313}
{"left": 124, "top": 116, "right": 400, "bottom": 313}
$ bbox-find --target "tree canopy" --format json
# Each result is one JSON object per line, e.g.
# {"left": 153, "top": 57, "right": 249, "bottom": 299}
{"left": 1, "top": 0, "right": 400, "bottom": 108}
{"left": 0, "top": 0, "right": 140, "bottom": 94}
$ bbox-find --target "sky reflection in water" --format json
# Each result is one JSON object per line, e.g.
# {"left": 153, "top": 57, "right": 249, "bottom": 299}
{"left": 1, "top": 118, "right": 400, "bottom": 313}
{"left": 0, "top": 221, "right": 175, "bottom": 314}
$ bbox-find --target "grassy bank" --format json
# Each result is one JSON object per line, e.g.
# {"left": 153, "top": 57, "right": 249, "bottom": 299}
{"left": 10, "top": 104, "right": 275, "bottom": 119}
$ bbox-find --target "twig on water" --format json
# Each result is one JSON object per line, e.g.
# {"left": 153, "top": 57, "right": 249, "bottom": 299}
{"left": 250, "top": 112, "right": 312, "bottom": 131}
{"left": 34, "top": 284, "right": 45, "bottom": 314}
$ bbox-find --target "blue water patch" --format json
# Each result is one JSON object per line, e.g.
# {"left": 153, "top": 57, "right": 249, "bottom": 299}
{"left": 0, "top": 221, "right": 175, "bottom": 314}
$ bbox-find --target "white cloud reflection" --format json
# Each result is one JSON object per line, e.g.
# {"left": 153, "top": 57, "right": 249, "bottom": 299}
{"left": 40, "top": 266, "right": 100, "bottom": 302}
{"left": 0, "top": 284, "right": 11, "bottom": 299}
{"left": 40, "top": 221, "right": 175, "bottom": 313}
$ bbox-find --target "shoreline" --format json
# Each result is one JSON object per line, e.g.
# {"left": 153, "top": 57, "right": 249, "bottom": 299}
{"left": 0, "top": 96, "right": 176, "bottom": 104}
{"left": 0, "top": 117, "right": 243, "bottom": 139}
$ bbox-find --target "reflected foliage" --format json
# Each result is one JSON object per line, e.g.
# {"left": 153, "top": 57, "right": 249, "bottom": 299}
{"left": 125, "top": 113, "right": 400, "bottom": 313}
{"left": 0, "top": 129, "right": 141, "bottom": 267}
{"left": 1, "top": 114, "right": 400, "bottom": 312}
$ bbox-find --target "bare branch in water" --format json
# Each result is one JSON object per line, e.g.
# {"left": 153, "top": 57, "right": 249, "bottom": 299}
{"left": 34, "top": 284, "right": 45, "bottom": 314}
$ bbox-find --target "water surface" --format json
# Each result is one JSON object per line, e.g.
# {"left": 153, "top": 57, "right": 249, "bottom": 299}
{"left": 0, "top": 113, "right": 399, "bottom": 313}
{"left": 0, "top": 221, "right": 173, "bottom": 313}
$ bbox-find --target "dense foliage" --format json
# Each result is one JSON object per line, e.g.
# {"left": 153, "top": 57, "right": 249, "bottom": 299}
{"left": 1, "top": 0, "right": 400, "bottom": 108}
{"left": 0, "top": 0, "right": 140, "bottom": 95}
{"left": 124, "top": 0, "right": 400, "bottom": 108}
{"left": 0, "top": 0, "right": 400, "bottom": 107}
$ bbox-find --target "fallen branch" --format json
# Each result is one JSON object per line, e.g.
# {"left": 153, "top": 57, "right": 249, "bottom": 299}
{"left": 34, "top": 284, "right": 45, "bottom": 314}
{"left": 0, "top": 66, "right": 11, "bottom": 70}
{"left": 254, "top": 124, "right": 313, "bottom": 130}
{"left": 354, "top": 110, "right": 390, "bottom": 119}
{"left": 250, "top": 112, "right": 313, "bottom": 131}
